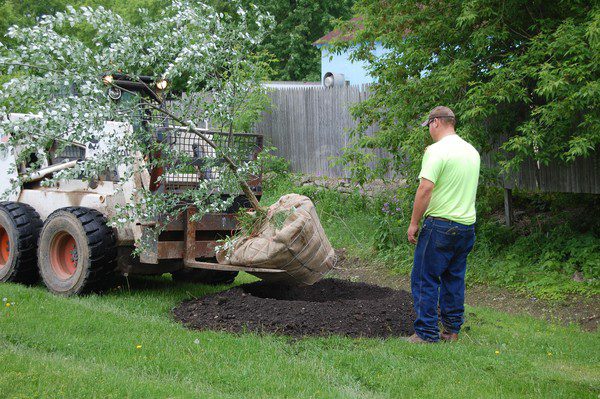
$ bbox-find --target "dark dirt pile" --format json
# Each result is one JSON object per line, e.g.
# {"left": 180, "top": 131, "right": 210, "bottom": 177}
{"left": 172, "top": 278, "right": 415, "bottom": 338}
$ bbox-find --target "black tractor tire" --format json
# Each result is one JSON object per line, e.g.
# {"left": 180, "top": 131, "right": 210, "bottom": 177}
{"left": 0, "top": 201, "right": 42, "bottom": 284}
{"left": 38, "top": 207, "right": 117, "bottom": 296}
{"left": 172, "top": 265, "right": 238, "bottom": 286}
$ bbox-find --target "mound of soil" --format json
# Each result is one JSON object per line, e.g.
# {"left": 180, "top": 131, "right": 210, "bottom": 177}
{"left": 172, "top": 279, "right": 415, "bottom": 338}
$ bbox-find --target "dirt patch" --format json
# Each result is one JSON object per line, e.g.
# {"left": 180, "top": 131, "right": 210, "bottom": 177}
{"left": 172, "top": 279, "right": 415, "bottom": 338}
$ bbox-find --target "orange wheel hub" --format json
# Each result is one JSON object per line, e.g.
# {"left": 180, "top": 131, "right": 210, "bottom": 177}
{"left": 50, "top": 232, "right": 78, "bottom": 279}
{"left": 0, "top": 226, "right": 9, "bottom": 269}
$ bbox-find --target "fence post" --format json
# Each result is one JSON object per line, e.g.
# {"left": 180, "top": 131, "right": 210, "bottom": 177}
{"left": 503, "top": 188, "right": 514, "bottom": 227}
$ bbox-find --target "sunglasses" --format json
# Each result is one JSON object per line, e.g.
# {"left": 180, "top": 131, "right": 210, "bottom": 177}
{"left": 424, "top": 117, "right": 436, "bottom": 127}
{"left": 422, "top": 115, "right": 455, "bottom": 127}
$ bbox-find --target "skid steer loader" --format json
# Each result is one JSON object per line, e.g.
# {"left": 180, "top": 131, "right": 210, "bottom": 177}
{"left": 0, "top": 74, "right": 283, "bottom": 296}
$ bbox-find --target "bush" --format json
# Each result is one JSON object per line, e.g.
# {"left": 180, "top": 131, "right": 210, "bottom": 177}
{"left": 259, "top": 146, "right": 291, "bottom": 175}
{"left": 371, "top": 185, "right": 600, "bottom": 299}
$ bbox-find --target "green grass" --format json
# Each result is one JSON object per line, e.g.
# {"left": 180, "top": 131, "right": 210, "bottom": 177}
{"left": 1, "top": 175, "right": 598, "bottom": 397}
{"left": 1, "top": 275, "right": 599, "bottom": 398}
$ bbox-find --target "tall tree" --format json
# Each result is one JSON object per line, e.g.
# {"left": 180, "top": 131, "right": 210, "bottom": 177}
{"left": 241, "top": 0, "right": 356, "bottom": 81}
{"left": 335, "top": 0, "right": 600, "bottom": 181}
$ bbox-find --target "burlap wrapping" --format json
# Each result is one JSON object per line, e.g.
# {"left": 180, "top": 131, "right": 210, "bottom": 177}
{"left": 216, "top": 194, "right": 336, "bottom": 285}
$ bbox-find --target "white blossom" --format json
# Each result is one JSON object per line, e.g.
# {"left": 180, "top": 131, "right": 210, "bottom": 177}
{"left": 0, "top": 1, "right": 273, "bottom": 251}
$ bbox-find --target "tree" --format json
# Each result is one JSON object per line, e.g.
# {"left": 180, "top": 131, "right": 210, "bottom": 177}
{"left": 0, "top": 0, "right": 357, "bottom": 82}
{"left": 0, "top": 1, "right": 168, "bottom": 89}
{"left": 334, "top": 0, "right": 600, "bottom": 181}
{"left": 0, "top": 1, "right": 273, "bottom": 239}
{"left": 238, "top": 0, "right": 356, "bottom": 81}
{"left": 0, "top": 0, "right": 170, "bottom": 42}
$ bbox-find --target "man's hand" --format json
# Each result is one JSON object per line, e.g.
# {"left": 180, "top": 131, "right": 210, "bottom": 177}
{"left": 407, "top": 223, "right": 420, "bottom": 244}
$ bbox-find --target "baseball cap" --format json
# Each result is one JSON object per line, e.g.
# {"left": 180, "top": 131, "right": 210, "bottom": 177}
{"left": 421, "top": 106, "right": 456, "bottom": 127}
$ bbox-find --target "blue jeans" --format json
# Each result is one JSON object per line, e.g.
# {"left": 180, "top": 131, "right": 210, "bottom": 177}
{"left": 411, "top": 217, "right": 475, "bottom": 342}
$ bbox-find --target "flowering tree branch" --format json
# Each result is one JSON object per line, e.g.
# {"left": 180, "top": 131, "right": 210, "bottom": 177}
{"left": 0, "top": 1, "right": 273, "bottom": 235}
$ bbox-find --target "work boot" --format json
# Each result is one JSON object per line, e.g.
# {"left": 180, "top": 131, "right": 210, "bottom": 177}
{"left": 405, "top": 333, "right": 434, "bottom": 344}
{"left": 440, "top": 331, "right": 459, "bottom": 342}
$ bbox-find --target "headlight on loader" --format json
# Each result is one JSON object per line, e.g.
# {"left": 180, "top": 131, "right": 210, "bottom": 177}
{"left": 156, "top": 79, "right": 168, "bottom": 90}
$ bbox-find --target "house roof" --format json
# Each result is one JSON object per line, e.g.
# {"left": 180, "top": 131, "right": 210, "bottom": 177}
{"left": 313, "top": 17, "right": 364, "bottom": 46}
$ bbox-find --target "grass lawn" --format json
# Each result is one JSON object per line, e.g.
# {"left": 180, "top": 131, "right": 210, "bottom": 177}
{"left": 1, "top": 274, "right": 599, "bottom": 399}
{"left": 1, "top": 176, "right": 598, "bottom": 397}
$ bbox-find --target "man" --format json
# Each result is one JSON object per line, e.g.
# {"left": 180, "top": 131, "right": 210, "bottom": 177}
{"left": 406, "top": 106, "right": 480, "bottom": 343}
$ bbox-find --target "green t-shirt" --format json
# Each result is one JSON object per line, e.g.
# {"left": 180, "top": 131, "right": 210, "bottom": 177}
{"left": 418, "top": 134, "right": 480, "bottom": 225}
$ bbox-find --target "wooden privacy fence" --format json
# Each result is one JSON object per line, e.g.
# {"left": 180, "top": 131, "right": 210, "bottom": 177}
{"left": 255, "top": 85, "right": 600, "bottom": 195}
{"left": 501, "top": 154, "right": 600, "bottom": 194}
{"left": 253, "top": 85, "right": 379, "bottom": 178}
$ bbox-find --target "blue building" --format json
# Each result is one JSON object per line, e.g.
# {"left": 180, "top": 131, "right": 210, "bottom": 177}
{"left": 313, "top": 17, "right": 385, "bottom": 86}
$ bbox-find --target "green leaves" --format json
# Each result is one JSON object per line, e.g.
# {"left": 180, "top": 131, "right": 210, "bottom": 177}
{"left": 237, "top": 0, "right": 356, "bottom": 81}
{"left": 335, "top": 0, "right": 600, "bottom": 180}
